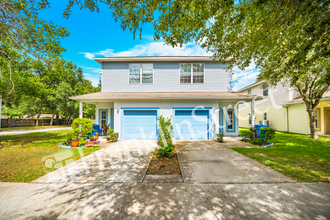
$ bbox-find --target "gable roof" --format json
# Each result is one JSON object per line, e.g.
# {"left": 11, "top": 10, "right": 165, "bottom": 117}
{"left": 70, "top": 92, "right": 255, "bottom": 100}
{"left": 94, "top": 56, "right": 234, "bottom": 64}
{"left": 282, "top": 90, "right": 330, "bottom": 105}
{"left": 236, "top": 80, "right": 265, "bottom": 92}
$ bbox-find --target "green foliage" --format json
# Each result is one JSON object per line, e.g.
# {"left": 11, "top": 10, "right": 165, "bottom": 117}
{"left": 260, "top": 127, "right": 276, "bottom": 141}
{"left": 108, "top": 133, "right": 118, "bottom": 142}
{"left": 250, "top": 137, "right": 267, "bottom": 146}
{"left": 157, "top": 116, "right": 174, "bottom": 158}
{"left": 71, "top": 118, "right": 93, "bottom": 137}
{"left": 216, "top": 133, "right": 224, "bottom": 142}
{"left": 239, "top": 130, "right": 252, "bottom": 140}
{"left": 59, "top": 0, "right": 330, "bottom": 138}
{"left": 78, "top": 139, "right": 86, "bottom": 146}
{"left": 108, "top": 128, "right": 114, "bottom": 134}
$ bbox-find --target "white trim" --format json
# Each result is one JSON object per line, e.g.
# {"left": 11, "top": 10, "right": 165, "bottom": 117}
{"left": 95, "top": 56, "right": 233, "bottom": 64}
{"left": 281, "top": 97, "right": 330, "bottom": 106}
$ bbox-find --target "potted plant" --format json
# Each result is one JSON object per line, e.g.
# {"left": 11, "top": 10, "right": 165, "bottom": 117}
{"left": 59, "top": 140, "right": 71, "bottom": 148}
{"left": 86, "top": 141, "right": 93, "bottom": 148}
{"left": 95, "top": 132, "right": 99, "bottom": 140}
{"left": 79, "top": 139, "right": 86, "bottom": 147}
{"left": 91, "top": 136, "right": 95, "bottom": 141}
{"left": 68, "top": 131, "right": 79, "bottom": 147}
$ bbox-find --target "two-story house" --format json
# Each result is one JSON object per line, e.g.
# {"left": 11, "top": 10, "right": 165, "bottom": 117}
{"left": 238, "top": 80, "right": 330, "bottom": 136}
{"left": 70, "top": 56, "right": 255, "bottom": 140}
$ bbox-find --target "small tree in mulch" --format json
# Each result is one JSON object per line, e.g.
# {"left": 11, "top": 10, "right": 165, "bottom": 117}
{"left": 157, "top": 115, "right": 173, "bottom": 158}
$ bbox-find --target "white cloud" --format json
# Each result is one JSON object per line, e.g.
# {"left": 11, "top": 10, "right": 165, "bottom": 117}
{"left": 232, "top": 69, "right": 260, "bottom": 91}
{"left": 80, "top": 42, "right": 212, "bottom": 60}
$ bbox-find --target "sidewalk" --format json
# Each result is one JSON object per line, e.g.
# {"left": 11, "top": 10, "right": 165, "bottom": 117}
{"left": 0, "top": 127, "right": 72, "bottom": 135}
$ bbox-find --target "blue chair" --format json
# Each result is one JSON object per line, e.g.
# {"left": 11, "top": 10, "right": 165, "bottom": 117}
{"left": 92, "top": 124, "right": 103, "bottom": 136}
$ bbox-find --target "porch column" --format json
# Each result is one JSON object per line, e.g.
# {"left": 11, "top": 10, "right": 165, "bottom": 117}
{"left": 79, "top": 101, "right": 83, "bottom": 118}
{"left": 251, "top": 99, "right": 255, "bottom": 127}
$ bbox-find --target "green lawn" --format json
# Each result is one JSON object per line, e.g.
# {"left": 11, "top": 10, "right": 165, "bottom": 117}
{"left": 0, "top": 125, "right": 70, "bottom": 131}
{"left": 0, "top": 130, "right": 100, "bottom": 182}
{"left": 232, "top": 128, "right": 330, "bottom": 182}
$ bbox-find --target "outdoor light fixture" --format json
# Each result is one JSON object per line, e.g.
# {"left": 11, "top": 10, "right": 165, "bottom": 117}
{"left": 117, "top": 108, "right": 119, "bottom": 113}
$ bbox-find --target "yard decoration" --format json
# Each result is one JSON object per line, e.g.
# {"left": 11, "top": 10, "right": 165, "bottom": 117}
{"left": 101, "top": 121, "right": 110, "bottom": 136}
{"left": 157, "top": 116, "right": 173, "bottom": 158}
{"left": 95, "top": 132, "right": 99, "bottom": 140}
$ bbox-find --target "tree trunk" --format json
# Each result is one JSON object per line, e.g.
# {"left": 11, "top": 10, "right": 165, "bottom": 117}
{"left": 67, "top": 114, "right": 72, "bottom": 125}
{"left": 35, "top": 103, "right": 43, "bottom": 127}
{"left": 306, "top": 107, "right": 319, "bottom": 139}
{"left": 56, "top": 113, "right": 59, "bottom": 125}
{"left": 50, "top": 109, "right": 57, "bottom": 126}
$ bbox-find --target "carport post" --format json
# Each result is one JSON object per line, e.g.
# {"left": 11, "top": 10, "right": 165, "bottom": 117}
{"left": 251, "top": 99, "right": 255, "bottom": 127}
{"left": 79, "top": 101, "right": 83, "bottom": 118}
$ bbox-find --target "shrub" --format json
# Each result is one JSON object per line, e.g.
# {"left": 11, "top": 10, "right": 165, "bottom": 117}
{"left": 108, "top": 128, "right": 114, "bottom": 134}
{"left": 250, "top": 137, "right": 266, "bottom": 145}
{"left": 108, "top": 133, "right": 119, "bottom": 142}
{"left": 249, "top": 127, "right": 257, "bottom": 138}
{"left": 239, "top": 130, "right": 252, "bottom": 140}
{"left": 216, "top": 133, "right": 224, "bottom": 142}
{"left": 260, "top": 127, "right": 276, "bottom": 141}
{"left": 157, "top": 140, "right": 173, "bottom": 158}
{"left": 71, "top": 118, "right": 93, "bottom": 137}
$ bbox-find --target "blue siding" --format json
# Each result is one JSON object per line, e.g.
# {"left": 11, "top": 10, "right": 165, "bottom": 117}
{"left": 173, "top": 110, "right": 209, "bottom": 140}
{"left": 102, "top": 61, "right": 231, "bottom": 93}
{"left": 123, "top": 110, "right": 157, "bottom": 140}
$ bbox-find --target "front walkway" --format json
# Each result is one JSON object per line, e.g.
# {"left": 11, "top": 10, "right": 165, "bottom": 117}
{"left": 176, "top": 140, "right": 295, "bottom": 183}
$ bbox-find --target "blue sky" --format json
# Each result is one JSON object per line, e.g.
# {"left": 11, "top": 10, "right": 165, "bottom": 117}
{"left": 40, "top": 1, "right": 258, "bottom": 91}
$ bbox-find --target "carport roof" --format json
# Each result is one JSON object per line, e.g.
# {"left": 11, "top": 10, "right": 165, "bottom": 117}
{"left": 70, "top": 92, "right": 255, "bottom": 100}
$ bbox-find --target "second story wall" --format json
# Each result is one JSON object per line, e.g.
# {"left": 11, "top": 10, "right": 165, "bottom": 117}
{"left": 102, "top": 61, "right": 232, "bottom": 93}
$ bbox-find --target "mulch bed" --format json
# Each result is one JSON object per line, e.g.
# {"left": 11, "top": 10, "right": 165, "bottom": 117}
{"left": 146, "top": 148, "right": 181, "bottom": 175}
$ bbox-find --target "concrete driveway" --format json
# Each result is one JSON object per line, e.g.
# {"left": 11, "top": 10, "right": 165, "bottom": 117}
{"left": 34, "top": 140, "right": 158, "bottom": 183}
{"left": 176, "top": 140, "right": 295, "bottom": 184}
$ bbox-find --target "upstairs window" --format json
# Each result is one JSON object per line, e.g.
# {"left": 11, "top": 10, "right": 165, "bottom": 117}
{"left": 262, "top": 84, "right": 269, "bottom": 96}
{"left": 248, "top": 89, "right": 252, "bottom": 94}
{"left": 129, "top": 63, "right": 153, "bottom": 84}
{"left": 180, "top": 63, "right": 204, "bottom": 84}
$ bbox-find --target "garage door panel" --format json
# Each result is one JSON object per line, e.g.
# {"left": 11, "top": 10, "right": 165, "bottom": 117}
{"left": 174, "top": 110, "right": 209, "bottom": 140}
{"left": 123, "top": 110, "right": 157, "bottom": 140}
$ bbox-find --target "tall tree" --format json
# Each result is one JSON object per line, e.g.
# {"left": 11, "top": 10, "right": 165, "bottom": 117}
{"left": 60, "top": 0, "right": 330, "bottom": 138}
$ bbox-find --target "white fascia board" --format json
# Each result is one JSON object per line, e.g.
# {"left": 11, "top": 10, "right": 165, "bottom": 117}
{"left": 70, "top": 96, "right": 255, "bottom": 101}
{"left": 94, "top": 56, "right": 234, "bottom": 64}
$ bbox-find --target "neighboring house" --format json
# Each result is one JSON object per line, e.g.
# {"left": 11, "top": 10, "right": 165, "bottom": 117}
{"left": 238, "top": 80, "right": 330, "bottom": 136}
{"left": 70, "top": 56, "right": 255, "bottom": 140}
